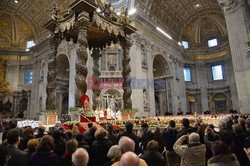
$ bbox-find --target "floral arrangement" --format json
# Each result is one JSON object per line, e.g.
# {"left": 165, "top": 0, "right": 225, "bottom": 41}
{"left": 81, "top": 111, "right": 95, "bottom": 117}
{"left": 40, "top": 109, "right": 59, "bottom": 114}
{"left": 68, "top": 107, "right": 84, "bottom": 113}
{"left": 64, "top": 121, "right": 79, "bottom": 126}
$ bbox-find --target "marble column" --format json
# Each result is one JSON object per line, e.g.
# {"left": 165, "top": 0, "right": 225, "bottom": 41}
{"left": 91, "top": 48, "right": 101, "bottom": 110}
{"left": 46, "top": 36, "right": 60, "bottom": 110}
{"left": 196, "top": 63, "right": 209, "bottom": 113}
{"left": 75, "top": 20, "right": 89, "bottom": 106}
{"left": 130, "top": 35, "right": 144, "bottom": 116}
{"left": 121, "top": 38, "right": 133, "bottom": 109}
{"left": 68, "top": 43, "right": 77, "bottom": 108}
{"left": 166, "top": 77, "right": 174, "bottom": 113}
{"left": 218, "top": 0, "right": 250, "bottom": 113}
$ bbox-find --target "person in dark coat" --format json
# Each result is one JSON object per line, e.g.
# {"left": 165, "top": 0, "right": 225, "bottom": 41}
{"left": 140, "top": 140, "right": 166, "bottom": 166}
{"left": 207, "top": 140, "right": 240, "bottom": 166}
{"left": 232, "top": 124, "right": 249, "bottom": 166}
{"left": 35, "top": 126, "right": 45, "bottom": 138}
{"left": 118, "top": 121, "right": 140, "bottom": 154}
{"left": 83, "top": 126, "right": 97, "bottom": 147}
{"left": 89, "top": 127, "right": 113, "bottom": 166}
{"left": 106, "top": 124, "right": 118, "bottom": 145}
{"left": 176, "top": 118, "right": 194, "bottom": 140}
{"left": 0, "top": 144, "right": 7, "bottom": 166}
{"left": 140, "top": 123, "right": 154, "bottom": 152}
{"left": 75, "top": 133, "right": 90, "bottom": 153}
{"left": 18, "top": 127, "right": 35, "bottom": 150}
{"left": 52, "top": 130, "right": 66, "bottom": 158}
{"left": 162, "top": 120, "right": 179, "bottom": 166}
{"left": 60, "top": 139, "right": 78, "bottom": 166}
{"left": 153, "top": 126, "right": 164, "bottom": 153}
{"left": 30, "top": 135, "right": 59, "bottom": 166}
{"left": 6, "top": 129, "right": 28, "bottom": 166}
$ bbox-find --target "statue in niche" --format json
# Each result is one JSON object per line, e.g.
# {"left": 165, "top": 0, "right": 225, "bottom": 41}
{"left": 141, "top": 45, "right": 147, "bottom": 67}
{"left": 84, "top": 100, "right": 91, "bottom": 111}
{"left": 4, "top": 99, "right": 12, "bottom": 112}
{"left": 40, "top": 62, "right": 44, "bottom": 79}
{"left": 177, "top": 96, "right": 182, "bottom": 112}
{"left": 143, "top": 89, "right": 150, "bottom": 108}
{"left": 107, "top": 54, "right": 117, "bottom": 68}
{"left": 109, "top": 95, "right": 117, "bottom": 112}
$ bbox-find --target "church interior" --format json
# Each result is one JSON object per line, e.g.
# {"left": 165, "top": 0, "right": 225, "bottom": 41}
{"left": 0, "top": 0, "right": 250, "bottom": 119}
{"left": 1, "top": 1, "right": 250, "bottom": 166}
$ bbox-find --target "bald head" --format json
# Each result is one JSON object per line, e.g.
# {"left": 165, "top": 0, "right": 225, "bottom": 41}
{"left": 189, "top": 133, "right": 200, "bottom": 143}
{"left": 72, "top": 148, "right": 89, "bottom": 166}
{"left": 120, "top": 152, "right": 140, "bottom": 166}
{"left": 118, "top": 136, "right": 135, "bottom": 153}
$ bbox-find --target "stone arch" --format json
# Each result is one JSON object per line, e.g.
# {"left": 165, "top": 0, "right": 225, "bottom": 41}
{"left": 187, "top": 94, "right": 198, "bottom": 114}
{"left": 56, "top": 54, "right": 70, "bottom": 114}
{"left": 153, "top": 54, "right": 173, "bottom": 115}
{"left": 212, "top": 93, "right": 228, "bottom": 113}
{"left": 56, "top": 54, "right": 70, "bottom": 79}
{"left": 153, "top": 54, "right": 171, "bottom": 77}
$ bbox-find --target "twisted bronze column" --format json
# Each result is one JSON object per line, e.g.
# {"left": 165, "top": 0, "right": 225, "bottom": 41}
{"left": 46, "top": 36, "right": 60, "bottom": 109}
{"left": 75, "top": 20, "right": 89, "bottom": 106}
{"left": 91, "top": 48, "right": 101, "bottom": 110}
{"left": 121, "top": 39, "right": 132, "bottom": 109}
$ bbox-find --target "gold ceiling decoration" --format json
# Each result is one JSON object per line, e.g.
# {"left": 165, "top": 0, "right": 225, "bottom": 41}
{"left": 187, "top": 49, "right": 230, "bottom": 60}
{"left": 0, "top": 58, "right": 13, "bottom": 96}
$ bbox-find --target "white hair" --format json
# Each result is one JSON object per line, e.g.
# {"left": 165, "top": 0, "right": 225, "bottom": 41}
{"left": 120, "top": 152, "right": 140, "bottom": 166}
{"left": 72, "top": 148, "right": 89, "bottom": 166}
{"left": 189, "top": 132, "right": 200, "bottom": 143}
{"left": 107, "top": 145, "right": 121, "bottom": 159}
{"left": 218, "top": 120, "right": 227, "bottom": 129}
{"left": 118, "top": 136, "right": 135, "bottom": 153}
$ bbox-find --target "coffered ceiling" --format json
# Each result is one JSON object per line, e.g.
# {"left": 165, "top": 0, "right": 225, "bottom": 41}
{"left": 136, "top": 0, "right": 224, "bottom": 40}
{"left": 0, "top": 0, "right": 75, "bottom": 42}
{"left": 0, "top": 0, "right": 226, "bottom": 45}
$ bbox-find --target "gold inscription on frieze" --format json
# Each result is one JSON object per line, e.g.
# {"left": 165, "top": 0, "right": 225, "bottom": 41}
{"left": 188, "top": 49, "right": 230, "bottom": 60}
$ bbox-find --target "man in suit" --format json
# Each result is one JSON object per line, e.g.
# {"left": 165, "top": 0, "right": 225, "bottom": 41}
{"left": 140, "top": 123, "right": 154, "bottom": 152}
{"left": 6, "top": 129, "right": 28, "bottom": 166}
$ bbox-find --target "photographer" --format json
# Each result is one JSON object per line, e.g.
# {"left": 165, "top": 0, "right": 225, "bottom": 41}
{"left": 173, "top": 133, "right": 206, "bottom": 166}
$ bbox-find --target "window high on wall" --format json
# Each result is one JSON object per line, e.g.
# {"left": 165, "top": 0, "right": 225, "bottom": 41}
{"left": 182, "top": 41, "right": 189, "bottom": 49}
{"left": 26, "top": 40, "right": 35, "bottom": 51}
{"left": 208, "top": 38, "right": 218, "bottom": 47}
{"left": 212, "top": 64, "right": 223, "bottom": 80}
{"left": 184, "top": 67, "right": 191, "bottom": 82}
{"left": 24, "top": 69, "right": 33, "bottom": 84}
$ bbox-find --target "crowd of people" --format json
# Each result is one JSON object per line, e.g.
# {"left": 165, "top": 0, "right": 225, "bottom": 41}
{"left": 1, "top": 114, "right": 250, "bottom": 166}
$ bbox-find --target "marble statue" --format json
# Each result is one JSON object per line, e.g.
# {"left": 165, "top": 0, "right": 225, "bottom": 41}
{"left": 177, "top": 96, "right": 182, "bottom": 112}
{"left": 84, "top": 100, "right": 91, "bottom": 111}
{"left": 109, "top": 95, "right": 117, "bottom": 111}
{"left": 143, "top": 89, "right": 150, "bottom": 108}
{"left": 5, "top": 99, "right": 12, "bottom": 112}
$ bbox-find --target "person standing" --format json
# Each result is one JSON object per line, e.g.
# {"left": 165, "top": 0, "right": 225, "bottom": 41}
{"left": 6, "top": 129, "right": 28, "bottom": 166}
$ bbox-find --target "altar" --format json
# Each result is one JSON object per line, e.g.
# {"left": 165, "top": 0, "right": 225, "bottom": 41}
{"left": 39, "top": 114, "right": 58, "bottom": 125}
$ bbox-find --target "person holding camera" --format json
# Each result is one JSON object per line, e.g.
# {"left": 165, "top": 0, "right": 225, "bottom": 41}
{"left": 173, "top": 132, "right": 206, "bottom": 166}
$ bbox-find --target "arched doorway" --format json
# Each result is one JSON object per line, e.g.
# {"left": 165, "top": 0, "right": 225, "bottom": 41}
{"left": 56, "top": 54, "right": 69, "bottom": 114}
{"left": 213, "top": 93, "right": 227, "bottom": 113}
{"left": 153, "top": 54, "right": 171, "bottom": 115}
{"left": 187, "top": 94, "right": 198, "bottom": 114}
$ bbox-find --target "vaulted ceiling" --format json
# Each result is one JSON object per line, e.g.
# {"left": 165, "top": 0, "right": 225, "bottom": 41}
{"left": 136, "top": 0, "right": 226, "bottom": 43}
{"left": 0, "top": 0, "right": 227, "bottom": 47}
{"left": 0, "top": 0, "right": 75, "bottom": 42}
